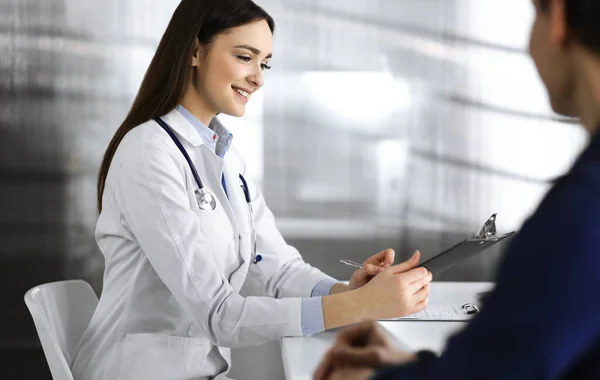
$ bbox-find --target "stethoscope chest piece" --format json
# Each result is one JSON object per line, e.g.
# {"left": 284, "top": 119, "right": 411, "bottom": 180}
{"left": 195, "top": 188, "right": 217, "bottom": 211}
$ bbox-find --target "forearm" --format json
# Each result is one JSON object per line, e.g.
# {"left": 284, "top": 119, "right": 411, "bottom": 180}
{"left": 299, "top": 282, "right": 350, "bottom": 335}
{"left": 322, "top": 289, "right": 370, "bottom": 330}
{"left": 264, "top": 259, "right": 338, "bottom": 298}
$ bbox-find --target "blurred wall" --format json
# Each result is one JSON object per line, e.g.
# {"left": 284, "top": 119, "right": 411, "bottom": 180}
{"left": 0, "top": 0, "right": 588, "bottom": 378}
{"left": 257, "top": 0, "right": 587, "bottom": 281}
{"left": 0, "top": 0, "right": 179, "bottom": 372}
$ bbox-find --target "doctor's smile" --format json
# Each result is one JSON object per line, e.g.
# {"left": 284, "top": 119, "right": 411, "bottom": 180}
{"left": 232, "top": 86, "right": 252, "bottom": 103}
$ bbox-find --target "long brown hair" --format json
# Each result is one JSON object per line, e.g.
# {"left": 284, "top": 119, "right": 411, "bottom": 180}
{"left": 97, "top": 0, "right": 275, "bottom": 212}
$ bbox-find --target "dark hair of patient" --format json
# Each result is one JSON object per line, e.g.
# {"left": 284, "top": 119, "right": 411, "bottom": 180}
{"left": 539, "top": 0, "right": 600, "bottom": 53}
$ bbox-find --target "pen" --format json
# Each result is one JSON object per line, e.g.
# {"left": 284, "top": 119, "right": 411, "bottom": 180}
{"left": 339, "top": 259, "right": 363, "bottom": 269}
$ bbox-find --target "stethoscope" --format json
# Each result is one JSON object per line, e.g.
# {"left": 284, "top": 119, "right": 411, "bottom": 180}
{"left": 154, "top": 117, "right": 262, "bottom": 264}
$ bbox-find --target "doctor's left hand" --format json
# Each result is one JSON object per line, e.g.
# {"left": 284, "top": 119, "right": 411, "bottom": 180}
{"left": 347, "top": 249, "right": 395, "bottom": 291}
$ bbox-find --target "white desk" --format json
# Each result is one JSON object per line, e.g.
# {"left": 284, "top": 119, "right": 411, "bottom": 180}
{"left": 281, "top": 282, "right": 494, "bottom": 380}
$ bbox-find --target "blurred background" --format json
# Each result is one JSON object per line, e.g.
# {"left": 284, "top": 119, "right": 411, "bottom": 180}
{"left": 0, "top": 0, "right": 588, "bottom": 378}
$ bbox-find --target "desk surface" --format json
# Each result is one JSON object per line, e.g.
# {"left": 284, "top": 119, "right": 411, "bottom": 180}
{"left": 281, "top": 281, "right": 494, "bottom": 380}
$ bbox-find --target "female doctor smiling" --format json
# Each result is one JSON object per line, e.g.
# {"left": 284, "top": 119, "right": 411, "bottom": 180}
{"left": 71, "top": 1, "right": 432, "bottom": 379}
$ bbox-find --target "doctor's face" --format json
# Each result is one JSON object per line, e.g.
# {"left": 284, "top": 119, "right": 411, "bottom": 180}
{"left": 192, "top": 20, "right": 273, "bottom": 118}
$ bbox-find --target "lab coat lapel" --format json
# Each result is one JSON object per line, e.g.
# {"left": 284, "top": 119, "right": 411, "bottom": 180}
{"left": 223, "top": 164, "right": 249, "bottom": 252}
{"left": 222, "top": 163, "right": 251, "bottom": 289}
{"left": 160, "top": 110, "right": 239, "bottom": 235}
{"left": 197, "top": 146, "right": 239, "bottom": 236}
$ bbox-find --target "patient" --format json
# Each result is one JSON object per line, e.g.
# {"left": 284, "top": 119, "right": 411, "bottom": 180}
{"left": 314, "top": 0, "right": 600, "bottom": 379}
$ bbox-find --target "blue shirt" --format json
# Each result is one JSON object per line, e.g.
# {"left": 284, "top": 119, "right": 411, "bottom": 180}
{"left": 178, "top": 105, "right": 336, "bottom": 335}
{"left": 374, "top": 131, "right": 600, "bottom": 379}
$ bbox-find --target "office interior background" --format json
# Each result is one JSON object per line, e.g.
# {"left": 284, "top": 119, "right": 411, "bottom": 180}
{"left": 0, "top": 0, "right": 588, "bottom": 378}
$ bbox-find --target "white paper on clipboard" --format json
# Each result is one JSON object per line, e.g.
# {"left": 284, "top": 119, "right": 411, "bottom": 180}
{"left": 381, "top": 303, "right": 480, "bottom": 321}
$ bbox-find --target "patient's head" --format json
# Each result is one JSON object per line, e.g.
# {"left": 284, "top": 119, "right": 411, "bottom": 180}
{"left": 529, "top": 0, "right": 600, "bottom": 118}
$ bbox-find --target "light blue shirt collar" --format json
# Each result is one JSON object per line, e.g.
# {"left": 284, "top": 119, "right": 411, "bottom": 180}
{"left": 177, "top": 105, "right": 233, "bottom": 158}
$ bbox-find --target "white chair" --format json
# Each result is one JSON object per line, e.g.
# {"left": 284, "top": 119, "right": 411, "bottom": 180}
{"left": 24, "top": 280, "right": 98, "bottom": 380}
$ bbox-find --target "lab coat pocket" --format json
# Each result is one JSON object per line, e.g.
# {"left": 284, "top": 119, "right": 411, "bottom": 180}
{"left": 118, "top": 333, "right": 211, "bottom": 380}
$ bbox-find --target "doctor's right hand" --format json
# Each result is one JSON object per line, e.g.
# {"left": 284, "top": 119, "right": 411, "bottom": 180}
{"left": 355, "top": 251, "right": 432, "bottom": 319}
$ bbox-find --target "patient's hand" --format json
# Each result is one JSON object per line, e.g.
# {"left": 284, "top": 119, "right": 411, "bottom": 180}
{"left": 324, "top": 366, "right": 374, "bottom": 380}
{"left": 313, "top": 321, "right": 417, "bottom": 380}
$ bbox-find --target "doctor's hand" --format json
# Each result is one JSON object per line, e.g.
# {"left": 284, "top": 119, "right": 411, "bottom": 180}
{"left": 313, "top": 321, "right": 416, "bottom": 380}
{"left": 355, "top": 251, "right": 432, "bottom": 320}
{"left": 347, "top": 248, "right": 395, "bottom": 291}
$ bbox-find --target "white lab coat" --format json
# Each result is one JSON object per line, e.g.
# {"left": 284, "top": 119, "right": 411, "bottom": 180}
{"left": 71, "top": 109, "right": 335, "bottom": 380}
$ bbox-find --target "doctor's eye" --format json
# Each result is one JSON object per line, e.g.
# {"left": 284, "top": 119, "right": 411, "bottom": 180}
{"left": 260, "top": 63, "right": 271, "bottom": 71}
{"left": 237, "top": 55, "right": 252, "bottom": 62}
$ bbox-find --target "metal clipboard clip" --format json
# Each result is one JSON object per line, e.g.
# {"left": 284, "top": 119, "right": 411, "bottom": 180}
{"left": 420, "top": 213, "right": 516, "bottom": 277}
{"left": 471, "top": 213, "right": 513, "bottom": 242}
{"left": 461, "top": 303, "right": 480, "bottom": 315}
{"left": 475, "top": 213, "right": 497, "bottom": 239}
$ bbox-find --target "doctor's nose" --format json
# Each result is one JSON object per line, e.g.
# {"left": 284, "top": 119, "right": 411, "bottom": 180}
{"left": 247, "top": 69, "right": 264, "bottom": 89}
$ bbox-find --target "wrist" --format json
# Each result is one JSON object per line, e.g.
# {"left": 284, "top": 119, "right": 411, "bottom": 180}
{"left": 322, "top": 289, "right": 370, "bottom": 330}
{"left": 347, "top": 287, "right": 375, "bottom": 321}
{"left": 329, "top": 283, "right": 349, "bottom": 295}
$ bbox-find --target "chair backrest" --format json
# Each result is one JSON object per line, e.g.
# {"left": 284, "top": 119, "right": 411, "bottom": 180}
{"left": 24, "top": 280, "right": 99, "bottom": 380}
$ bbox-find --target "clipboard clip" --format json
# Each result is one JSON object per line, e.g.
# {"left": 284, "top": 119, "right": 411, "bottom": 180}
{"left": 461, "top": 303, "right": 480, "bottom": 315}
{"left": 474, "top": 213, "right": 498, "bottom": 239}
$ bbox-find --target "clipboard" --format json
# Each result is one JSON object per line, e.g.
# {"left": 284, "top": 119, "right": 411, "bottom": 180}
{"left": 420, "top": 214, "right": 515, "bottom": 277}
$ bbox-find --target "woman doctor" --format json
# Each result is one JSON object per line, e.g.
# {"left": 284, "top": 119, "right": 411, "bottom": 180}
{"left": 71, "top": 1, "right": 432, "bottom": 379}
